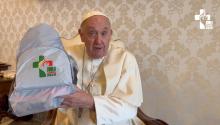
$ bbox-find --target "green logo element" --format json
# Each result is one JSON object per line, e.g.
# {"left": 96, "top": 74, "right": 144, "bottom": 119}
{"left": 33, "top": 55, "right": 56, "bottom": 77}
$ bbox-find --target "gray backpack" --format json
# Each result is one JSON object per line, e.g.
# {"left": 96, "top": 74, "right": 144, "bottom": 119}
{"left": 9, "top": 24, "right": 77, "bottom": 117}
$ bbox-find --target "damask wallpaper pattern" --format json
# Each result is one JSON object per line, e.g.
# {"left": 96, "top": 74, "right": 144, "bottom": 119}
{"left": 0, "top": 0, "right": 220, "bottom": 125}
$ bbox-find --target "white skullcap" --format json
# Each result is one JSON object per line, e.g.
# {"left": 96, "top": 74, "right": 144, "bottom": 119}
{"left": 81, "top": 10, "right": 109, "bottom": 24}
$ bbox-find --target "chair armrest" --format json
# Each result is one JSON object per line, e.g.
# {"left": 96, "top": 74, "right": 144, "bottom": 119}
{"left": 137, "top": 107, "right": 168, "bottom": 125}
{"left": 42, "top": 109, "right": 57, "bottom": 125}
{"left": 0, "top": 94, "right": 33, "bottom": 121}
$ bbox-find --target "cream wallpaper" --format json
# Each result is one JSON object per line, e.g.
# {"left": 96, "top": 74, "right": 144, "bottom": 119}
{"left": 1, "top": 0, "right": 220, "bottom": 125}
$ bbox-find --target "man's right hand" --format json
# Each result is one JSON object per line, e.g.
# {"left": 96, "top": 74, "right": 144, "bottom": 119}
{"left": 60, "top": 87, "right": 95, "bottom": 110}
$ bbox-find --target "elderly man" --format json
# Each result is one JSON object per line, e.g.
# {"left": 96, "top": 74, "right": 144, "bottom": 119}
{"left": 55, "top": 11, "right": 143, "bottom": 125}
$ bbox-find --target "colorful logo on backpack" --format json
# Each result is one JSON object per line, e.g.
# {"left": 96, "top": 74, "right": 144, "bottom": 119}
{"left": 33, "top": 55, "right": 56, "bottom": 77}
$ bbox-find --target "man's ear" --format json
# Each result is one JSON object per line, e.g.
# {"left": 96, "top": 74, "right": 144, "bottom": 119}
{"left": 78, "top": 29, "right": 84, "bottom": 43}
{"left": 110, "top": 29, "right": 113, "bottom": 36}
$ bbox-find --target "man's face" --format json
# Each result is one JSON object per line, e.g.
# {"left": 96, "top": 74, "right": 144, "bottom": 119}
{"left": 79, "top": 15, "right": 112, "bottom": 59}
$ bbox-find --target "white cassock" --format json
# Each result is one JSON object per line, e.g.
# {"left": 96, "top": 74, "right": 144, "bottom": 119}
{"left": 54, "top": 43, "right": 143, "bottom": 125}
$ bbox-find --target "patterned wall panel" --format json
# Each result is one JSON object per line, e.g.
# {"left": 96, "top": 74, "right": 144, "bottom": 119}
{"left": 0, "top": 0, "right": 220, "bottom": 125}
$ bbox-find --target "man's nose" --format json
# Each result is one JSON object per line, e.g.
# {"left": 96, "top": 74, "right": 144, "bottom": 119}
{"left": 94, "top": 34, "right": 102, "bottom": 44}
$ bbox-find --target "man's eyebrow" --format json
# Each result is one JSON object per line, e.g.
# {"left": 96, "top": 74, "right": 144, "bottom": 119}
{"left": 86, "top": 27, "right": 110, "bottom": 31}
{"left": 103, "top": 27, "right": 109, "bottom": 30}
